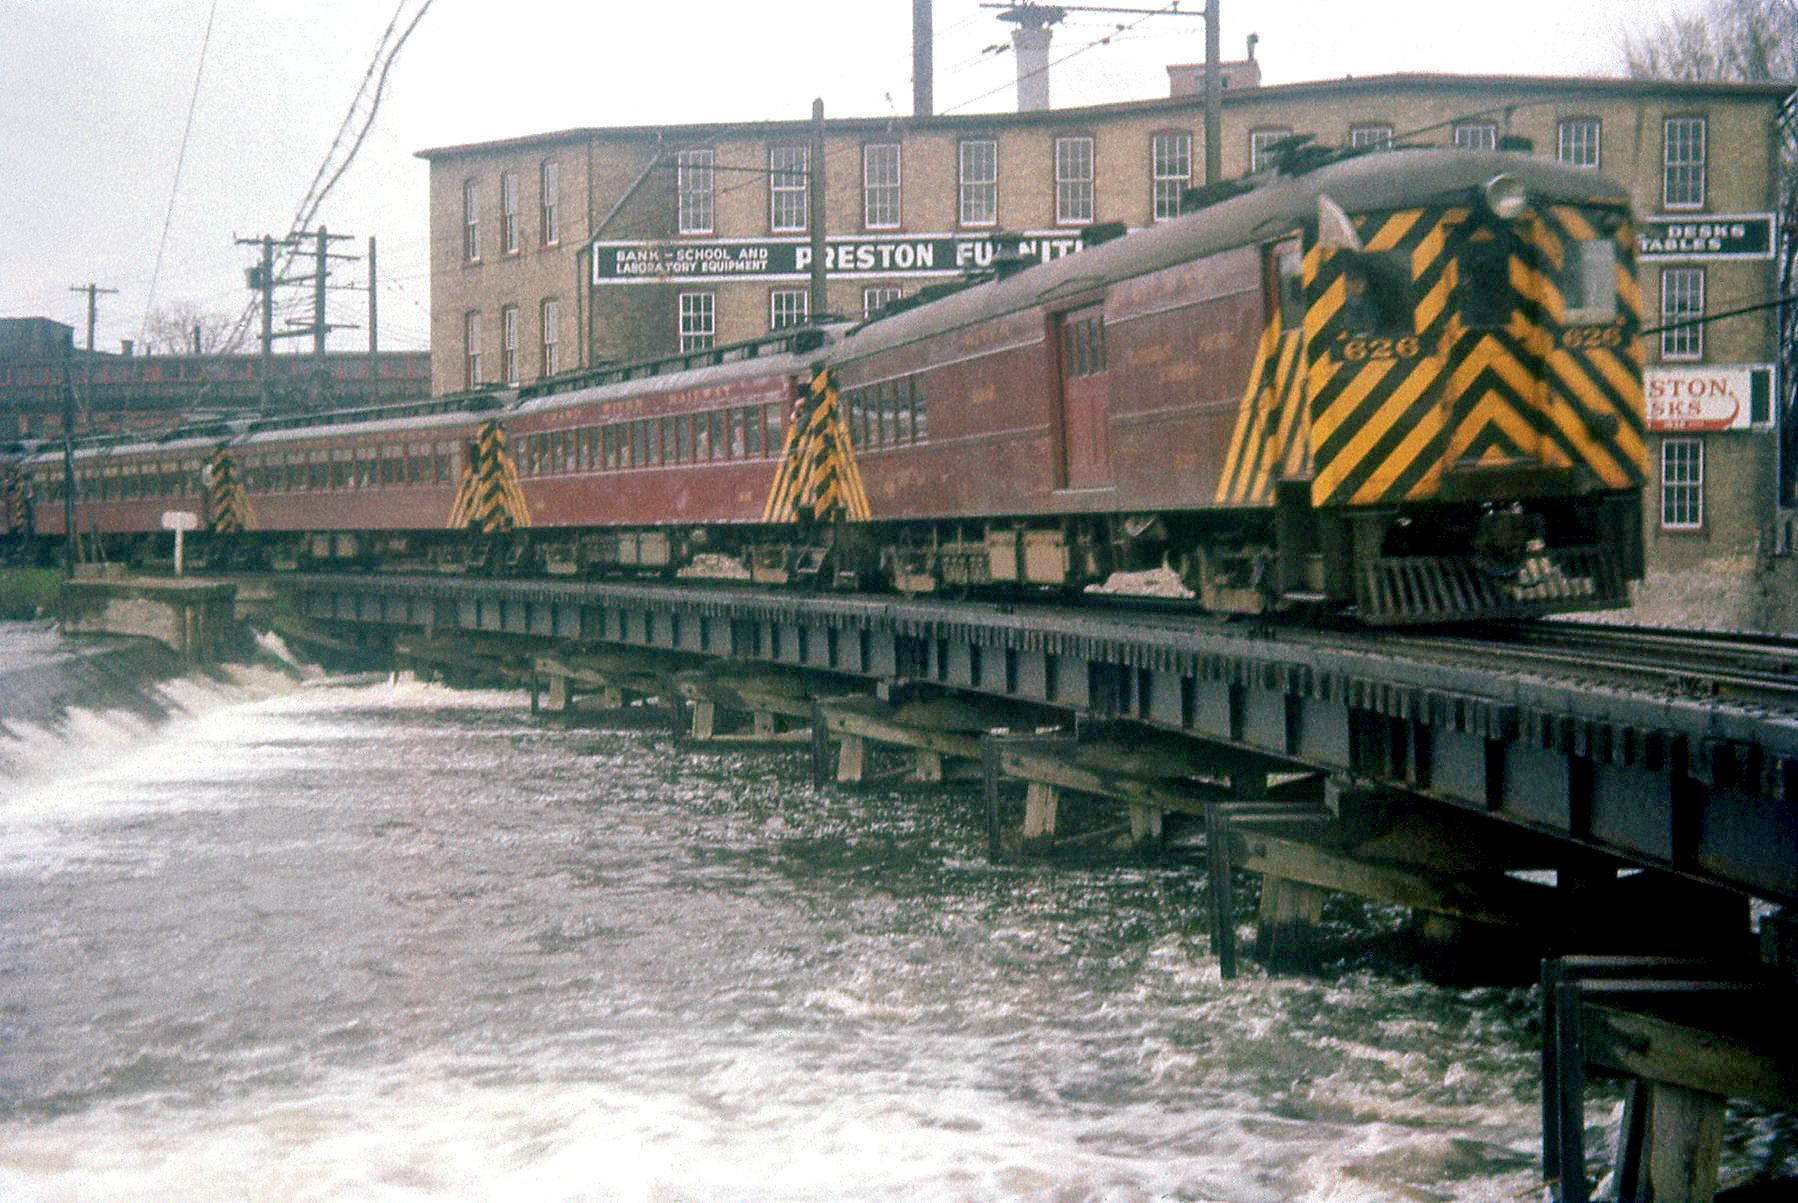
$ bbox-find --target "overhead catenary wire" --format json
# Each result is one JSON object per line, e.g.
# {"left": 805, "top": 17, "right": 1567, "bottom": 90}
{"left": 219, "top": 0, "right": 435, "bottom": 357}
{"left": 139, "top": 0, "right": 220, "bottom": 346}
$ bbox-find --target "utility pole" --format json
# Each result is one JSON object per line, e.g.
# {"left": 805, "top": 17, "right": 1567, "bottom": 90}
{"left": 66, "top": 283, "right": 118, "bottom": 352}
{"left": 913, "top": 0, "right": 933, "bottom": 118}
{"left": 58, "top": 345, "right": 77, "bottom": 578}
{"left": 239, "top": 228, "right": 358, "bottom": 411}
{"left": 1204, "top": 0, "right": 1222, "bottom": 185}
{"left": 809, "top": 99, "right": 827, "bottom": 322}
{"left": 367, "top": 235, "right": 379, "bottom": 389}
{"left": 238, "top": 235, "right": 276, "bottom": 411}
{"left": 313, "top": 227, "right": 329, "bottom": 407}
{"left": 300, "top": 226, "right": 359, "bottom": 408}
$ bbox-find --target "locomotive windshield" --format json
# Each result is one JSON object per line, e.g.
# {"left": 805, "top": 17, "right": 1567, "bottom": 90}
{"left": 1336, "top": 250, "right": 1413, "bottom": 337}
{"left": 1458, "top": 238, "right": 1513, "bottom": 329}
{"left": 1557, "top": 238, "right": 1619, "bottom": 325}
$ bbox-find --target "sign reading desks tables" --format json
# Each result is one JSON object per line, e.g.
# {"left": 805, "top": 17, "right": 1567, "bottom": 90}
{"left": 593, "top": 230, "right": 1088, "bottom": 285}
{"left": 1636, "top": 213, "right": 1776, "bottom": 260}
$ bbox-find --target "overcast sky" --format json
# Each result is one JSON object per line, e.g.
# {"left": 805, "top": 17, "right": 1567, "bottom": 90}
{"left": 1, "top": 0, "right": 1695, "bottom": 357}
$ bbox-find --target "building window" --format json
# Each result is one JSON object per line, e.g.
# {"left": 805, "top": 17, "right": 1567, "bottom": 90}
{"left": 1661, "top": 438, "right": 1704, "bottom": 529}
{"left": 1250, "top": 127, "right": 1292, "bottom": 173}
{"left": 1663, "top": 116, "right": 1706, "bottom": 208}
{"left": 500, "top": 171, "right": 520, "bottom": 255}
{"left": 864, "top": 143, "right": 901, "bottom": 229}
{"left": 959, "top": 139, "right": 997, "bottom": 227}
{"left": 1151, "top": 131, "right": 1191, "bottom": 221}
{"left": 540, "top": 298, "right": 560, "bottom": 377}
{"left": 462, "top": 179, "right": 480, "bottom": 262}
{"left": 770, "top": 145, "right": 809, "bottom": 233}
{"left": 1055, "top": 136, "right": 1094, "bottom": 226}
{"left": 679, "top": 292, "right": 715, "bottom": 351}
{"left": 864, "top": 286, "right": 902, "bottom": 318}
{"left": 770, "top": 288, "right": 809, "bottom": 330}
{"left": 1557, "top": 118, "right": 1601, "bottom": 168}
{"left": 1453, "top": 122, "right": 1497, "bottom": 150}
{"left": 463, "top": 311, "right": 482, "bottom": 388}
{"left": 1349, "top": 124, "right": 1393, "bottom": 150}
{"left": 677, "top": 149, "right": 714, "bottom": 235}
{"left": 1660, "top": 267, "right": 1705, "bottom": 360}
{"left": 500, "top": 305, "right": 519, "bottom": 384}
{"left": 540, "top": 161, "right": 560, "bottom": 246}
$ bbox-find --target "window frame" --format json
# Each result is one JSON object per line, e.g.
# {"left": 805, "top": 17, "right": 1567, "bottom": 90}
{"left": 1660, "top": 437, "right": 1704, "bottom": 530}
{"left": 540, "top": 160, "right": 560, "bottom": 246}
{"left": 1150, "top": 130, "right": 1192, "bottom": 222}
{"left": 677, "top": 148, "right": 715, "bottom": 235}
{"left": 863, "top": 286, "right": 901, "bottom": 319}
{"left": 770, "top": 288, "right": 809, "bottom": 330}
{"left": 500, "top": 304, "right": 520, "bottom": 385}
{"left": 863, "top": 142, "right": 901, "bottom": 230}
{"left": 1054, "top": 135, "right": 1095, "bottom": 227}
{"left": 1663, "top": 115, "right": 1707, "bottom": 210}
{"left": 463, "top": 311, "right": 482, "bottom": 389}
{"left": 1453, "top": 121, "right": 1498, "bottom": 150}
{"left": 1660, "top": 266, "right": 1705, "bottom": 361}
{"left": 1250, "top": 127, "right": 1293, "bottom": 173}
{"left": 540, "top": 298, "right": 560, "bottom": 377}
{"left": 769, "top": 144, "right": 809, "bottom": 233}
{"left": 958, "top": 138, "right": 998, "bottom": 227}
{"left": 1556, "top": 117, "right": 1602, "bottom": 169}
{"left": 678, "top": 291, "right": 715, "bottom": 352}
{"left": 1349, "top": 123, "right": 1394, "bottom": 151}
{"left": 462, "top": 178, "right": 480, "bottom": 263}
{"left": 500, "top": 170, "right": 520, "bottom": 255}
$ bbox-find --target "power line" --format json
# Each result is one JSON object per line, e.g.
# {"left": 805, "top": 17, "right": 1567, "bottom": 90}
{"left": 219, "top": 0, "right": 435, "bottom": 357}
{"left": 140, "top": 0, "right": 219, "bottom": 345}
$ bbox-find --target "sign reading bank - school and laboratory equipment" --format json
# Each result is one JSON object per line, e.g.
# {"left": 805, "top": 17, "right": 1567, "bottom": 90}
{"left": 592, "top": 232, "right": 1087, "bottom": 284}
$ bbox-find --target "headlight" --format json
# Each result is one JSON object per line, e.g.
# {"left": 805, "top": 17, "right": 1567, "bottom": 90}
{"left": 1482, "top": 174, "right": 1529, "bottom": 219}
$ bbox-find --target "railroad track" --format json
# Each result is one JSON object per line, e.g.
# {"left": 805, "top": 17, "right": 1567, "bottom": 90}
{"left": 1350, "top": 619, "right": 1798, "bottom": 708}
{"left": 1060, "top": 588, "right": 1798, "bottom": 706}
{"left": 246, "top": 566, "right": 1798, "bottom": 708}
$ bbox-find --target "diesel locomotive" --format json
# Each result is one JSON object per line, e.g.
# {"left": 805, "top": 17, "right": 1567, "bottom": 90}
{"left": 5, "top": 143, "right": 1646, "bottom": 624}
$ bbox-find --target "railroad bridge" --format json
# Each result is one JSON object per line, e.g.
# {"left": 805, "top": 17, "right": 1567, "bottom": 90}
{"left": 252, "top": 572, "right": 1796, "bottom": 1199}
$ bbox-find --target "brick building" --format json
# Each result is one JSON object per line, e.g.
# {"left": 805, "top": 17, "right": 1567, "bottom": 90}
{"left": 419, "top": 69, "right": 1792, "bottom": 625}
{"left": 0, "top": 317, "right": 434, "bottom": 442}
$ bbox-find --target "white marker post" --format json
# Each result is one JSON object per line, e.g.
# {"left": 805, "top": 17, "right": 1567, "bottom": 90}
{"left": 161, "top": 511, "right": 200, "bottom": 576}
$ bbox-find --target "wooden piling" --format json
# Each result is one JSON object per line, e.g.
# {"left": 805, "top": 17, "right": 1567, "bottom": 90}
{"left": 1256, "top": 875, "right": 1326, "bottom": 974}
{"left": 1021, "top": 781, "right": 1059, "bottom": 852}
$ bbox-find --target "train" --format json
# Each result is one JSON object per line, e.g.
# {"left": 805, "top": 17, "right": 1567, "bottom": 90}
{"left": 2, "top": 142, "right": 1646, "bottom": 625}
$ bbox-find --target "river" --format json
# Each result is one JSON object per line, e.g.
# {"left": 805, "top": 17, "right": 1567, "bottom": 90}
{"left": 0, "top": 621, "right": 1782, "bottom": 1201}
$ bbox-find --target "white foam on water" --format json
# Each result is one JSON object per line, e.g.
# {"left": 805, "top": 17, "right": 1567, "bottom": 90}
{"left": 0, "top": 660, "right": 531, "bottom": 877}
{"left": 0, "top": 1049, "right": 1543, "bottom": 1203}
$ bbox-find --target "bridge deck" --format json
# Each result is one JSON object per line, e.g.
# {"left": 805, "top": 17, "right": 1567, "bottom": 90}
{"left": 284, "top": 573, "right": 1798, "bottom": 907}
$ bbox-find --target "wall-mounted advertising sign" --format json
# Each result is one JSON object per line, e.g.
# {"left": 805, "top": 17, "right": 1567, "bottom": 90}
{"left": 592, "top": 231, "right": 1087, "bottom": 284}
{"left": 1645, "top": 364, "right": 1776, "bottom": 431}
{"left": 1636, "top": 214, "right": 1776, "bottom": 260}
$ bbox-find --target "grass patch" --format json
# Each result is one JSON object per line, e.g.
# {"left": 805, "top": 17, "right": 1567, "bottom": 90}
{"left": 0, "top": 568, "right": 63, "bottom": 619}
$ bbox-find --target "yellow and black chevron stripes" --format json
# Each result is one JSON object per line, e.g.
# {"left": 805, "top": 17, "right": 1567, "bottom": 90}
{"left": 1307, "top": 203, "right": 1644, "bottom": 510}
{"left": 447, "top": 420, "right": 532, "bottom": 533}
{"left": 1215, "top": 316, "right": 1308, "bottom": 505}
{"left": 763, "top": 368, "right": 872, "bottom": 524}
{"left": 2, "top": 466, "right": 28, "bottom": 535}
{"left": 206, "top": 449, "right": 254, "bottom": 533}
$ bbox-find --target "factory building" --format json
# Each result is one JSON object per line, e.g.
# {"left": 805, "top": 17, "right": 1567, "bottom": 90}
{"left": 420, "top": 68, "right": 1792, "bottom": 625}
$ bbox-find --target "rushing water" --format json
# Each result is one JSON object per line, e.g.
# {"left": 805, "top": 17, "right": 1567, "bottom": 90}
{"left": 1, "top": 622, "right": 1779, "bottom": 1201}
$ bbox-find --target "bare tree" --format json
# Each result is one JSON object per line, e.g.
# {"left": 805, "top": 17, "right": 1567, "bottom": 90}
{"left": 1622, "top": 0, "right": 1798, "bottom": 83}
{"left": 141, "top": 302, "right": 235, "bottom": 356}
